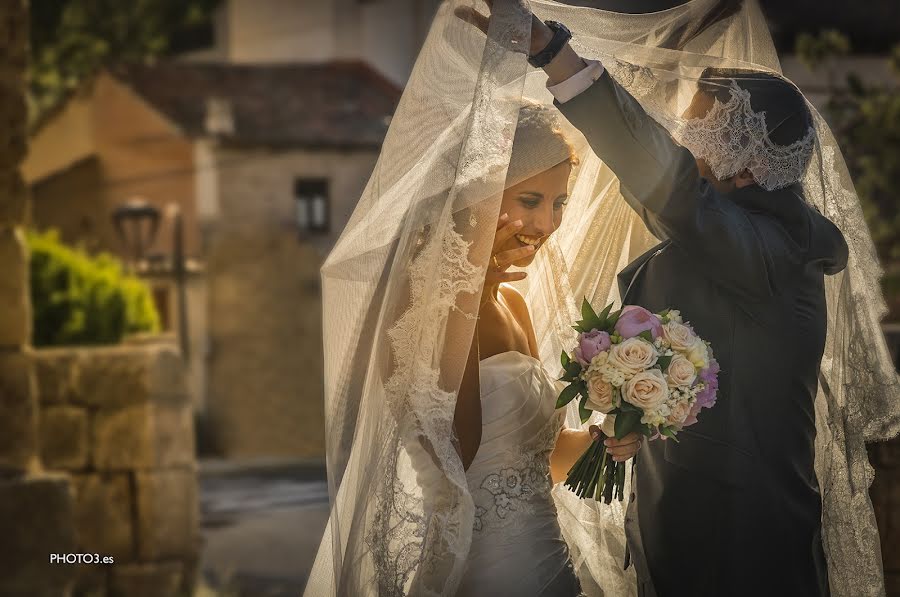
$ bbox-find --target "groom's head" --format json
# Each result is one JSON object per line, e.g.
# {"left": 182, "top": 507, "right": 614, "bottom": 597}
{"left": 682, "top": 68, "right": 815, "bottom": 194}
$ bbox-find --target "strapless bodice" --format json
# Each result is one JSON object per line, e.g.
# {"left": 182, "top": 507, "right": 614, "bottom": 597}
{"left": 456, "top": 351, "right": 581, "bottom": 596}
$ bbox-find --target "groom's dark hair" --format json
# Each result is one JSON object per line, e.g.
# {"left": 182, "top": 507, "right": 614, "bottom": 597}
{"left": 697, "top": 67, "right": 814, "bottom": 149}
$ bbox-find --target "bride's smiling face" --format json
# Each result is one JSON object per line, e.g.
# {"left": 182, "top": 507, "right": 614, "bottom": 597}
{"left": 497, "top": 160, "right": 572, "bottom": 267}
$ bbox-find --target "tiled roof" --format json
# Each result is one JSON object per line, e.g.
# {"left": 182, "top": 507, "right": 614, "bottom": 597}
{"left": 111, "top": 60, "right": 401, "bottom": 149}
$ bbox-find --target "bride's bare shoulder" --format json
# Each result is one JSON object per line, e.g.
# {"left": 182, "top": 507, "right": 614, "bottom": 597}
{"left": 498, "top": 284, "right": 532, "bottom": 324}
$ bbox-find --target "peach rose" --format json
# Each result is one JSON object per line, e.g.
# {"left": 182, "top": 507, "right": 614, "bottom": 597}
{"left": 666, "top": 400, "right": 693, "bottom": 427}
{"left": 622, "top": 369, "right": 669, "bottom": 411}
{"left": 666, "top": 354, "right": 697, "bottom": 388}
{"left": 585, "top": 374, "right": 615, "bottom": 414}
{"left": 662, "top": 321, "right": 700, "bottom": 352}
{"left": 608, "top": 338, "right": 659, "bottom": 377}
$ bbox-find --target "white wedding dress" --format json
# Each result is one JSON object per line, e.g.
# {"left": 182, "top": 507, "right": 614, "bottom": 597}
{"left": 456, "top": 350, "right": 583, "bottom": 597}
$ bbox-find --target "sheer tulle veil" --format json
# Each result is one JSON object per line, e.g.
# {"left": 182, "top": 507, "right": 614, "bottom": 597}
{"left": 305, "top": 1, "right": 899, "bottom": 595}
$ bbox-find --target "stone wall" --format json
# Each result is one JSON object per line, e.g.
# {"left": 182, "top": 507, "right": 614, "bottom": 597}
{"left": 34, "top": 343, "right": 199, "bottom": 597}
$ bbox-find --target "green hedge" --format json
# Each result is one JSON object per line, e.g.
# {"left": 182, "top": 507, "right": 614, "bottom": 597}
{"left": 27, "top": 229, "right": 160, "bottom": 347}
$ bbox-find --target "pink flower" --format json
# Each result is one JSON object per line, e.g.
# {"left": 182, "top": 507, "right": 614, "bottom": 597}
{"left": 574, "top": 330, "right": 611, "bottom": 366}
{"left": 615, "top": 306, "right": 663, "bottom": 340}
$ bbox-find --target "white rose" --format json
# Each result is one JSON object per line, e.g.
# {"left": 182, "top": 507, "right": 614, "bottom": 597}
{"left": 668, "top": 309, "right": 683, "bottom": 323}
{"left": 585, "top": 373, "right": 615, "bottom": 414}
{"left": 622, "top": 369, "right": 669, "bottom": 412}
{"left": 666, "top": 354, "right": 698, "bottom": 388}
{"left": 666, "top": 400, "right": 693, "bottom": 427}
{"left": 608, "top": 338, "right": 659, "bottom": 377}
{"left": 686, "top": 341, "right": 710, "bottom": 369}
{"left": 662, "top": 321, "right": 699, "bottom": 352}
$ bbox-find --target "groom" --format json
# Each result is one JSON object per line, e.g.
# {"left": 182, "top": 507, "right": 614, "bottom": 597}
{"left": 461, "top": 5, "right": 849, "bottom": 596}
{"left": 538, "top": 17, "right": 847, "bottom": 597}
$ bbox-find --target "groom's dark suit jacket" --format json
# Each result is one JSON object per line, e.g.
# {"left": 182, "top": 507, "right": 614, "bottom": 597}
{"left": 557, "top": 72, "right": 848, "bottom": 596}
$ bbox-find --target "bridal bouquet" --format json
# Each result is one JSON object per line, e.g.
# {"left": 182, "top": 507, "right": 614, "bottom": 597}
{"left": 557, "top": 300, "right": 720, "bottom": 503}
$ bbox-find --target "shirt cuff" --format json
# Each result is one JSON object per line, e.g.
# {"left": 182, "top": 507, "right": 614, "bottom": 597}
{"left": 546, "top": 59, "right": 605, "bottom": 104}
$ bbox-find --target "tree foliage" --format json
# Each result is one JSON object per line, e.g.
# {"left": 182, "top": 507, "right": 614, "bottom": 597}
{"left": 28, "top": 229, "right": 160, "bottom": 347}
{"left": 29, "top": 0, "right": 221, "bottom": 120}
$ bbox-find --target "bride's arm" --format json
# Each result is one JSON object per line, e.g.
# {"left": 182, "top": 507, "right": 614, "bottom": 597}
{"left": 551, "top": 427, "right": 644, "bottom": 484}
{"left": 550, "top": 428, "right": 593, "bottom": 484}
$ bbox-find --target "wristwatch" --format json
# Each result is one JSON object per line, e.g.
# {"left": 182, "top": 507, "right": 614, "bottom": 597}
{"left": 527, "top": 21, "right": 572, "bottom": 68}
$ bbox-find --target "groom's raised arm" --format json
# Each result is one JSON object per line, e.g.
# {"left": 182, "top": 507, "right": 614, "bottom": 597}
{"left": 554, "top": 67, "right": 805, "bottom": 301}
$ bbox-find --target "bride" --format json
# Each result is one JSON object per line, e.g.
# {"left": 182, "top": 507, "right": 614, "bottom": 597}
{"left": 451, "top": 103, "right": 641, "bottom": 596}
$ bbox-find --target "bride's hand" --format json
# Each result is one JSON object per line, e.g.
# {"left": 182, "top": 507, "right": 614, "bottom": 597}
{"left": 590, "top": 426, "right": 643, "bottom": 462}
{"left": 454, "top": 1, "right": 553, "bottom": 57}
{"left": 485, "top": 213, "right": 532, "bottom": 288}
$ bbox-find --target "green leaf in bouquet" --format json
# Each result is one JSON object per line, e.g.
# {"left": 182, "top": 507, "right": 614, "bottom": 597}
{"left": 581, "top": 298, "right": 599, "bottom": 323}
{"left": 658, "top": 308, "right": 671, "bottom": 317}
{"left": 560, "top": 360, "right": 582, "bottom": 382}
{"left": 639, "top": 424, "right": 654, "bottom": 437}
{"left": 556, "top": 383, "right": 581, "bottom": 409}
{"left": 561, "top": 351, "right": 571, "bottom": 368}
{"left": 657, "top": 354, "right": 673, "bottom": 372}
{"left": 578, "top": 394, "right": 592, "bottom": 424}
{"left": 596, "top": 302, "right": 614, "bottom": 328}
{"left": 607, "top": 309, "right": 622, "bottom": 329}
{"left": 638, "top": 330, "right": 654, "bottom": 343}
{"left": 614, "top": 410, "right": 642, "bottom": 439}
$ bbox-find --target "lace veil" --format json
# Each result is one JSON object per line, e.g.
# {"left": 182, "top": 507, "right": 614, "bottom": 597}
{"left": 306, "top": 1, "right": 899, "bottom": 595}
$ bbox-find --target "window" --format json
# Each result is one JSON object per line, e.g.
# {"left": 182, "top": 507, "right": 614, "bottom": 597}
{"left": 294, "top": 178, "right": 330, "bottom": 235}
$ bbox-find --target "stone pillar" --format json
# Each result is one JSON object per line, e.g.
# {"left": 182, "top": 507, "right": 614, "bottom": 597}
{"left": 0, "top": 1, "right": 78, "bottom": 596}
{"left": 34, "top": 343, "right": 200, "bottom": 597}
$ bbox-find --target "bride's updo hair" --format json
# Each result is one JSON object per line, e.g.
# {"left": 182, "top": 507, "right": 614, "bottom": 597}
{"left": 505, "top": 101, "right": 579, "bottom": 188}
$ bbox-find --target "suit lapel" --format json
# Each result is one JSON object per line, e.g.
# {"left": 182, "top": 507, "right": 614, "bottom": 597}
{"left": 618, "top": 240, "right": 671, "bottom": 304}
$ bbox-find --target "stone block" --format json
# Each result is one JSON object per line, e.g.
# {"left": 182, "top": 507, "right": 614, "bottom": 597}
{"left": 154, "top": 403, "right": 195, "bottom": 468}
{"left": 93, "top": 403, "right": 194, "bottom": 471}
{"left": 78, "top": 344, "right": 188, "bottom": 409}
{"left": 110, "top": 562, "right": 183, "bottom": 597}
{"left": 0, "top": 349, "right": 38, "bottom": 473}
{"left": 0, "top": 473, "right": 76, "bottom": 596}
{"left": 93, "top": 404, "right": 155, "bottom": 470}
{"left": 40, "top": 406, "right": 89, "bottom": 470}
{"left": 71, "top": 473, "right": 134, "bottom": 562}
{"left": 0, "top": 228, "right": 30, "bottom": 348}
{"left": 73, "top": 562, "right": 109, "bottom": 597}
{"left": 35, "top": 349, "right": 82, "bottom": 404}
{"left": 135, "top": 469, "right": 199, "bottom": 560}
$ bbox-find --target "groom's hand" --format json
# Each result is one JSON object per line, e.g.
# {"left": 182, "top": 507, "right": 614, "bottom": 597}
{"left": 590, "top": 426, "right": 643, "bottom": 462}
{"left": 454, "top": 1, "right": 553, "bottom": 57}
{"left": 454, "top": 1, "right": 587, "bottom": 86}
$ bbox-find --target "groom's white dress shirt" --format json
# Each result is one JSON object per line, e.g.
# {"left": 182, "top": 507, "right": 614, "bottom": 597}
{"left": 546, "top": 59, "right": 605, "bottom": 104}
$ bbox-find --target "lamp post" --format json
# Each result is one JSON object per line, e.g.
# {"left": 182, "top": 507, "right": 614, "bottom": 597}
{"left": 112, "top": 198, "right": 190, "bottom": 361}
{"left": 111, "top": 198, "right": 160, "bottom": 264}
{"left": 167, "top": 203, "right": 190, "bottom": 362}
